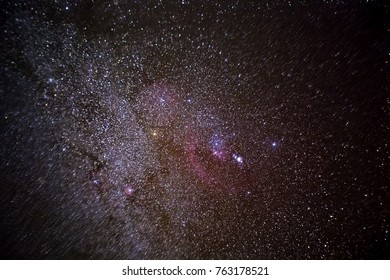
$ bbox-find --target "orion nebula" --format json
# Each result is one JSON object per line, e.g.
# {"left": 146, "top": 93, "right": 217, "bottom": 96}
{"left": 0, "top": 1, "right": 389, "bottom": 259}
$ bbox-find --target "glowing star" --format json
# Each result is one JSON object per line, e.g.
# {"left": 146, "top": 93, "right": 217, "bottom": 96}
{"left": 272, "top": 141, "right": 277, "bottom": 147}
{"left": 124, "top": 184, "right": 136, "bottom": 196}
{"left": 212, "top": 150, "right": 224, "bottom": 159}
{"left": 233, "top": 153, "right": 244, "bottom": 164}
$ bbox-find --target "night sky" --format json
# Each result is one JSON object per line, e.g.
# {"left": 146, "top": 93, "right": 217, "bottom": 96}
{"left": 0, "top": 1, "right": 389, "bottom": 259}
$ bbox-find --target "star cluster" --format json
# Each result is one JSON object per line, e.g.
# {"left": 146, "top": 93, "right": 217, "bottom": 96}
{"left": 0, "top": 1, "right": 389, "bottom": 259}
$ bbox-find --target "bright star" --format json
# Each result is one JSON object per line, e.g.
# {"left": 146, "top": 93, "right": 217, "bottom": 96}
{"left": 233, "top": 153, "right": 244, "bottom": 164}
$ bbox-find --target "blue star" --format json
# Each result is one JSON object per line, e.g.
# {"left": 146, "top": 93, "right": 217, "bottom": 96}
{"left": 233, "top": 153, "right": 244, "bottom": 164}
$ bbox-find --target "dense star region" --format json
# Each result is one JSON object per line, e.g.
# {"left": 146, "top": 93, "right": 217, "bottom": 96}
{"left": 0, "top": 1, "right": 389, "bottom": 259}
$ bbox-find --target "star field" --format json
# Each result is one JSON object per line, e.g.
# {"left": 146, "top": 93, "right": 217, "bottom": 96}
{"left": 0, "top": 1, "right": 389, "bottom": 259}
